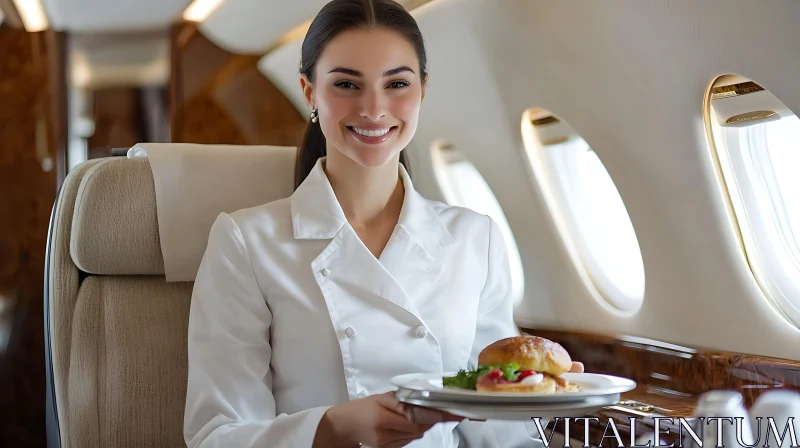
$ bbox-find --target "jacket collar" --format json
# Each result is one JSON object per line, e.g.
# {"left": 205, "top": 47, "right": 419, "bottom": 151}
{"left": 290, "top": 157, "right": 455, "bottom": 254}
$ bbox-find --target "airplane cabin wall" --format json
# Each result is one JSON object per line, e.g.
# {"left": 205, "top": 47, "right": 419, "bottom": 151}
{"left": 260, "top": 0, "right": 800, "bottom": 360}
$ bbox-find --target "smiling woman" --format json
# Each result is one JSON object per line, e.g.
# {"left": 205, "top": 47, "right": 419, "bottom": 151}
{"left": 293, "top": 1, "right": 426, "bottom": 188}
{"left": 335, "top": 65, "right": 415, "bottom": 143}
{"left": 182, "top": 1, "right": 554, "bottom": 448}
{"left": 301, "top": 28, "right": 425, "bottom": 175}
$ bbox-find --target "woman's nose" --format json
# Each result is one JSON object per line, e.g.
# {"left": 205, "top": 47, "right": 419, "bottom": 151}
{"left": 360, "top": 89, "right": 387, "bottom": 121}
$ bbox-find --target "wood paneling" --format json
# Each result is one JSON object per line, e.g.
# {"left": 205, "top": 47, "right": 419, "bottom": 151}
{"left": 170, "top": 22, "right": 306, "bottom": 146}
{"left": 45, "top": 31, "right": 67, "bottom": 185}
{"left": 522, "top": 327, "right": 800, "bottom": 446}
{"left": 0, "top": 27, "right": 63, "bottom": 448}
{"left": 87, "top": 87, "right": 143, "bottom": 157}
{"left": 0, "top": 28, "right": 56, "bottom": 321}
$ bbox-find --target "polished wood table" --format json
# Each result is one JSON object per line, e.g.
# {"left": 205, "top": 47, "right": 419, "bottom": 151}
{"left": 521, "top": 328, "right": 800, "bottom": 446}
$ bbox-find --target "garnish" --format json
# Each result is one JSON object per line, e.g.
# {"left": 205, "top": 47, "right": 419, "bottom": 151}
{"left": 442, "top": 362, "right": 524, "bottom": 390}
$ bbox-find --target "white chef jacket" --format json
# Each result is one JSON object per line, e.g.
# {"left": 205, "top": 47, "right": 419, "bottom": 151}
{"left": 183, "top": 157, "right": 544, "bottom": 447}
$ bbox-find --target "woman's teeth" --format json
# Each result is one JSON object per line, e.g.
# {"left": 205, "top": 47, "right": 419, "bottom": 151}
{"left": 351, "top": 127, "right": 391, "bottom": 137}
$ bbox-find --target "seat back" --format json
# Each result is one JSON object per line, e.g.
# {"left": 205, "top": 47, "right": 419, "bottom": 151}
{"left": 45, "top": 147, "right": 295, "bottom": 447}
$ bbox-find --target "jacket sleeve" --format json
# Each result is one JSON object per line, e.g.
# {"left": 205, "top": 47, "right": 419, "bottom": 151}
{"left": 453, "top": 216, "right": 546, "bottom": 447}
{"left": 184, "top": 213, "right": 330, "bottom": 447}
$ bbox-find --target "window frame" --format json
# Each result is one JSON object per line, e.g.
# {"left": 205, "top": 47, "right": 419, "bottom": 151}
{"left": 521, "top": 110, "right": 646, "bottom": 315}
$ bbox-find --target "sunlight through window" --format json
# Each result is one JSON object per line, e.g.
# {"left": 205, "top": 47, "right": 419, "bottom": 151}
{"left": 545, "top": 139, "right": 645, "bottom": 304}
{"left": 522, "top": 110, "right": 645, "bottom": 313}
{"left": 761, "top": 116, "right": 800, "bottom": 265}
{"left": 708, "top": 75, "right": 800, "bottom": 327}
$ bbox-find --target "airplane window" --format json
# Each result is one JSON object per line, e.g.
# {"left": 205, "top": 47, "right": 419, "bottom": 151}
{"left": 521, "top": 109, "right": 645, "bottom": 313}
{"left": 430, "top": 143, "right": 525, "bottom": 306}
{"left": 706, "top": 75, "right": 800, "bottom": 328}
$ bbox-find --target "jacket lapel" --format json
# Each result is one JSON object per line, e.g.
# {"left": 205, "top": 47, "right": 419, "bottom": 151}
{"left": 291, "top": 158, "right": 454, "bottom": 326}
{"left": 378, "top": 166, "right": 455, "bottom": 308}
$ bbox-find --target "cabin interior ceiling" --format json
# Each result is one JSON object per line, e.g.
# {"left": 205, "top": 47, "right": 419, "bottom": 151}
{"left": 42, "top": 0, "right": 191, "bottom": 31}
{"left": 46, "top": 0, "right": 422, "bottom": 87}
{"left": 36, "top": 0, "right": 800, "bottom": 360}
{"left": 197, "top": 0, "right": 330, "bottom": 54}
{"left": 69, "top": 29, "right": 170, "bottom": 88}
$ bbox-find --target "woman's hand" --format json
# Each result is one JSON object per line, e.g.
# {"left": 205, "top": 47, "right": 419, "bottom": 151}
{"left": 400, "top": 403, "right": 469, "bottom": 425}
{"left": 569, "top": 362, "right": 584, "bottom": 373}
{"left": 313, "top": 391, "right": 464, "bottom": 448}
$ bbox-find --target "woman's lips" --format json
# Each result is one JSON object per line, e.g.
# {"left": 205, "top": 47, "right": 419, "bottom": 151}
{"left": 347, "top": 126, "right": 397, "bottom": 144}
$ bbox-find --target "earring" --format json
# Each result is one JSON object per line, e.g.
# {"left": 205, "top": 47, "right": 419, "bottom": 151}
{"left": 310, "top": 109, "right": 318, "bottom": 123}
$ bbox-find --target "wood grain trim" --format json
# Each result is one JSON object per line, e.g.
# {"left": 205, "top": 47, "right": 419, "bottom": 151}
{"left": 521, "top": 327, "right": 800, "bottom": 445}
{"left": 197, "top": 54, "right": 261, "bottom": 100}
{"left": 45, "top": 30, "right": 68, "bottom": 186}
{"left": 168, "top": 23, "right": 186, "bottom": 142}
{"left": 0, "top": 24, "right": 57, "bottom": 445}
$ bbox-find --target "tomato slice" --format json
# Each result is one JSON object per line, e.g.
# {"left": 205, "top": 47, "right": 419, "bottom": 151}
{"left": 487, "top": 369, "right": 503, "bottom": 379}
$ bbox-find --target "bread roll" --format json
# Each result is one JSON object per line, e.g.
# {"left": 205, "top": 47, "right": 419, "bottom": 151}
{"left": 478, "top": 335, "right": 573, "bottom": 376}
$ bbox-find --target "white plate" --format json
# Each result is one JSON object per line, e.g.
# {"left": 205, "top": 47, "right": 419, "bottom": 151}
{"left": 390, "top": 372, "right": 636, "bottom": 404}
{"left": 395, "top": 391, "right": 621, "bottom": 421}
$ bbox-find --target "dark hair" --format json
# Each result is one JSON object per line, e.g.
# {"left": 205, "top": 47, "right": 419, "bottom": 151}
{"left": 295, "top": 0, "right": 427, "bottom": 189}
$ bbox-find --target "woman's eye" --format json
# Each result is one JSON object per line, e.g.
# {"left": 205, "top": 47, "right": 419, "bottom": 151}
{"left": 334, "top": 80, "right": 409, "bottom": 89}
{"left": 334, "top": 81, "right": 357, "bottom": 89}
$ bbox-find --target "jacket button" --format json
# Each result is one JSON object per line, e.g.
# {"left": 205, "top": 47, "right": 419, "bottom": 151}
{"left": 357, "top": 391, "right": 368, "bottom": 399}
{"left": 321, "top": 268, "right": 331, "bottom": 277}
{"left": 413, "top": 325, "right": 428, "bottom": 338}
{"left": 344, "top": 327, "right": 356, "bottom": 338}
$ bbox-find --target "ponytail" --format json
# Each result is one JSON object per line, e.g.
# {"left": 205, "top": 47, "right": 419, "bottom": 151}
{"left": 293, "top": 119, "right": 412, "bottom": 190}
{"left": 294, "top": 119, "right": 327, "bottom": 190}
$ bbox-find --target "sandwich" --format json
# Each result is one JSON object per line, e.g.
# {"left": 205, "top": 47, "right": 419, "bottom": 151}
{"left": 442, "top": 335, "right": 580, "bottom": 394}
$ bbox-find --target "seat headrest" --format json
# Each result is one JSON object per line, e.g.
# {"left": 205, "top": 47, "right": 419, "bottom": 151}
{"left": 71, "top": 158, "right": 164, "bottom": 276}
{"left": 71, "top": 143, "right": 297, "bottom": 281}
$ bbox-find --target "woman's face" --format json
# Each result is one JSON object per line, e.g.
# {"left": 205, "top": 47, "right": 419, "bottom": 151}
{"left": 302, "top": 27, "right": 426, "bottom": 168}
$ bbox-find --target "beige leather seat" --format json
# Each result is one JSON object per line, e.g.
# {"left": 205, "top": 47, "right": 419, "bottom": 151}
{"left": 44, "top": 147, "right": 296, "bottom": 447}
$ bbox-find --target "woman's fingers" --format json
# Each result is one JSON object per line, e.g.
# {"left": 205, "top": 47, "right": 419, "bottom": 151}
{"left": 403, "top": 405, "right": 465, "bottom": 424}
{"left": 342, "top": 392, "right": 443, "bottom": 448}
{"left": 381, "top": 408, "right": 435, "bottom": 432}
{"left": 378, "top": 391, "right": 410, "bottom": 416}
{"left": 569, "top": 361, "right": 584, "bottom": 373}
{"left": 379, "top": 392, "right": 466, "bottom": 425}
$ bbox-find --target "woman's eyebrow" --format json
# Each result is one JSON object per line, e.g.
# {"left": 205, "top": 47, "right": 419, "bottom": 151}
{"left": 327, "top": 66, "right": 416, "bottom": 77}
{"left": 384, "top": 66, "right": 415, "bottom": 76}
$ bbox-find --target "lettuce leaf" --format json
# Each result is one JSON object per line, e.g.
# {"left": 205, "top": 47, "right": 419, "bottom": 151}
{"left": 501, "top": 362, "right": 521, "bottom": 381}
{"left": 442, "top": 363, "right": 521, "bottom": 390}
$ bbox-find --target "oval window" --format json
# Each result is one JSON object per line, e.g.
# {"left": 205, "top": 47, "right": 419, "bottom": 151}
{"left": 521, "top": 109, "right": 645, "bottom": 312}
{"left": 705, "top": 75, "right": 800, "bottom": 328}
{"left": 430, "top": 142, "right": 525, "bottom": 306}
